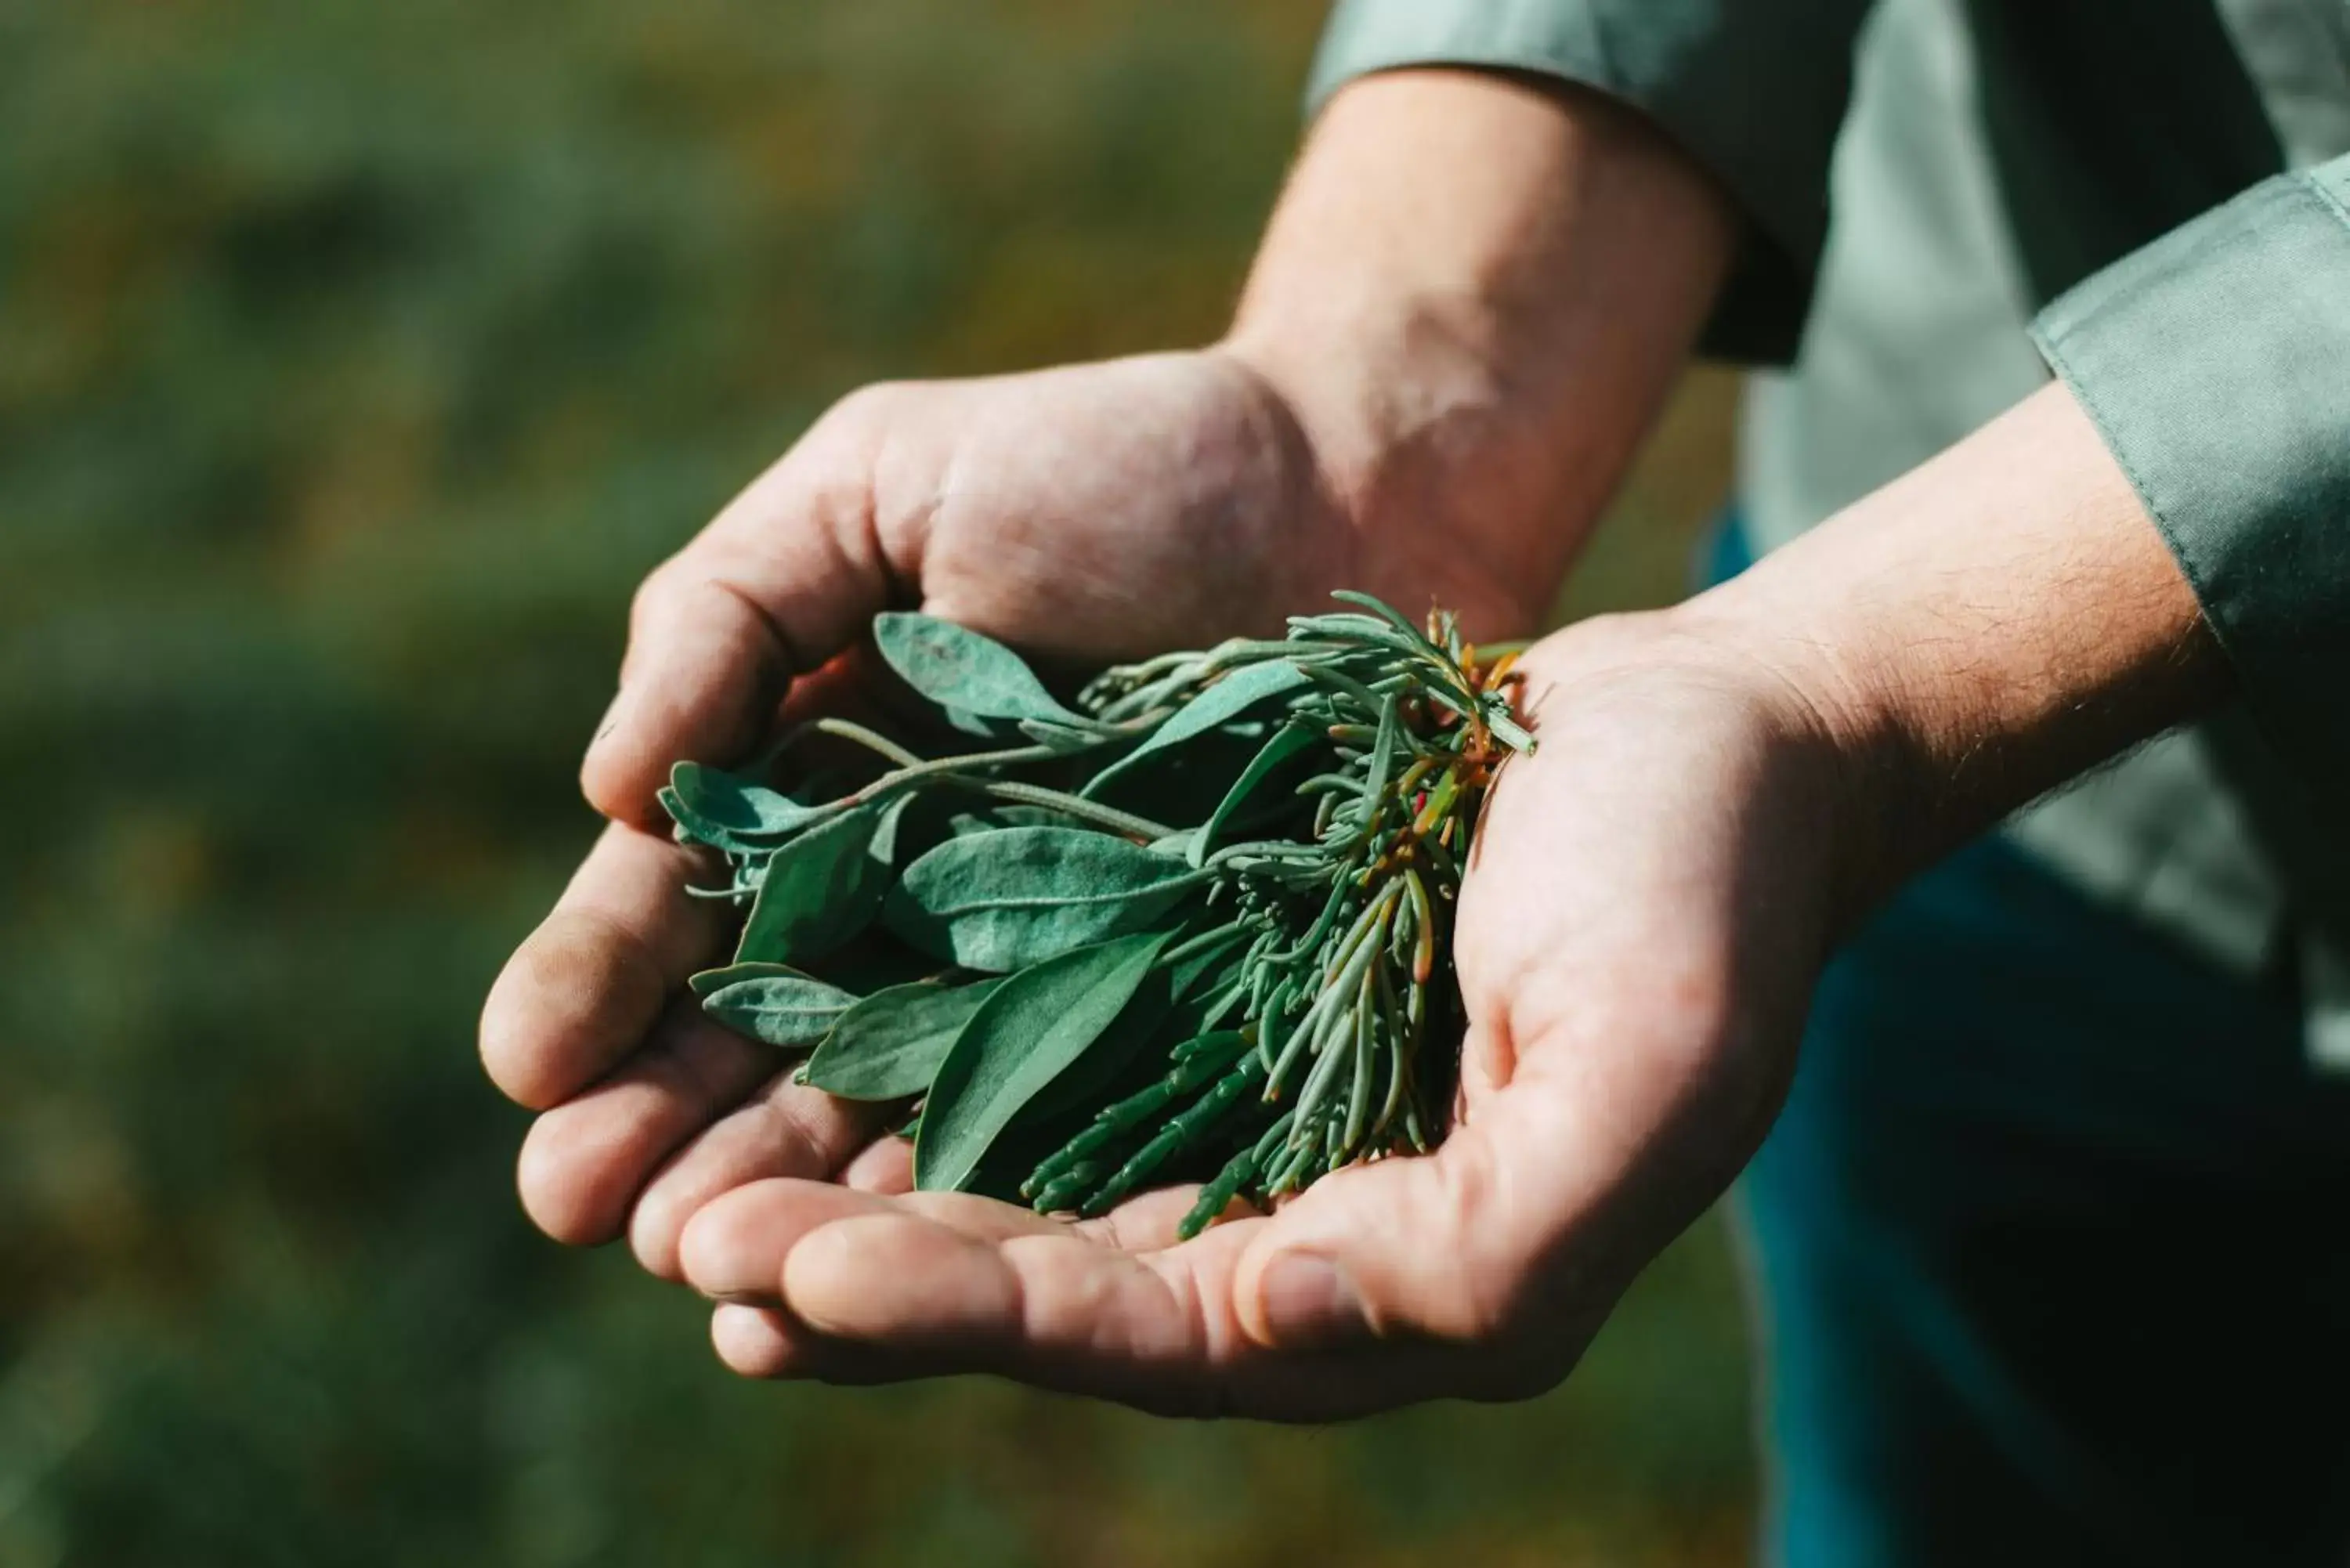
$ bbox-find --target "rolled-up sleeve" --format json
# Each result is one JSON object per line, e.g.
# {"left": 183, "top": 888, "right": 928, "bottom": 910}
{"left": 2033, "top": 154, "right": 2350, "bottom": 786}
{"left": 1307, "top": 0, "right": 1875, "bottom": 362}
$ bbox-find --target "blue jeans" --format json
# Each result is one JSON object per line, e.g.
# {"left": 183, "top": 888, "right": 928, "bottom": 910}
{"left": 1712, "top": 518, "right": 2350, "bottom": 1565}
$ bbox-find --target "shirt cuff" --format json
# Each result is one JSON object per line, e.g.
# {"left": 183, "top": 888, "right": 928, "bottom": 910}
{"left": 1306, "top": 0, "right": 1871, "bottom": 363}
{"left": 2032, "top": 154, "right": 2350, "bottom": 789}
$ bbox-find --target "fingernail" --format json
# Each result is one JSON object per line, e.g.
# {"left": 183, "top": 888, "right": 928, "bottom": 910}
{"left": 1255, "top": 1252, "right": 1364, "bottom": 1349}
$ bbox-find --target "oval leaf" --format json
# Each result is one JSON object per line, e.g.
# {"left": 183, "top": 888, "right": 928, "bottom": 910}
{"left": 914, "top": 932, "right": 1173, "bottom": 1192}
{"left": 1012, "top": 966, "right": 1175, "bottom": 1127}
{"left": 804, "top": 977, "right": 1001, "bottom": 1100}
{"left": 736, "top": 795, "right": 909, "bottom": 968}
{"left": 699, "top": 970, "right": 858, "bottom": 1050}
{"left": 873, "top": 612, "right": 1088, "bottom": 727}
{"left": 884, "top": 826, "right": 1206, "bottom": 972}
{"left": 661, "top": 761, "right": 824, "bottom": 851}
{"left": 1080, "top": 659, "right": 1308, "bottom": 799}
{"left": 689, "top": 960, "right": 807, "bottom": 999}
{"left": 1165, "top": 924, "right": 1253, "bottom": 1002}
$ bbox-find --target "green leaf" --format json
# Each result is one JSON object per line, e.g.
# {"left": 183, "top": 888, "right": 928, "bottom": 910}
{"left": 1329, "top": 589, "right": 1440, "bottom": 652}
{"left": 735, "top": 795, "right": 910, "bottom": 968}
{"left": 1011, "top": 964, "right": 1175, "bottom": 1128}
{"left": 1165, "top": 924, "right": 1253, "bottom": 1001}
{"left": 914, "top": 931, "right": 1173, "bottom": 1192}
{"left": 940, "top": 704, "right": 1002, "bottom": 739}
{"left": 804, "top": 978, "right": 1002, "bottom": 1100}
{"left": 873, "top": 612, "right": 1090, "bottom": 728}
{"left": 1285, "top": 612, "right": 1431, "bottom": 662}
{"left": 885, "top": 826, "right": 1206, "bottom": 971}
{"left": 660, "top": 761, "right": 823, "bottom": 851}
{"left": 1194, "top": 720, "right": 1323, "bottom": 864}
{"left": 1018, "top": 716, "right": 1109, "bottom": 753}
{"left": 688, "top": 960, "right": 805, "bottom": 999}
{"left": 698, "top": 970, "right": 859, "bottom": 1050}
{"left": 1080, "top": 659, "right": 1307, "bottom": 799}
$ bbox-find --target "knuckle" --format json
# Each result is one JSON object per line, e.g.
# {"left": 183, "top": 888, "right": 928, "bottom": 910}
{"left": 756, "top": 1089, "right": 842, "bottom": 1176}
{"left": 820, "top": 379, "right": 907, "bottom": 434}
{"left": 761, "top": 1090, "right": 837, "bottom": 1175}
{"left": 796, "top": 384, "right": 909, "bottom": 504}
{"left": 627, "top": 555, "right": 693, "bottom": 634}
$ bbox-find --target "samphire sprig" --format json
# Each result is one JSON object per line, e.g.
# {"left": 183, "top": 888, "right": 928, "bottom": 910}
{"left": 660, "top": 591, "right": 1533, "bottom": 1238}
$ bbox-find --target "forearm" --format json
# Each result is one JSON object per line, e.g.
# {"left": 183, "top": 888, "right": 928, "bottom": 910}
{"left": 1223, "top": 69, "right": 1738, "bottom": 631}
{"left": 1685, "top": 381, "right": 2231, "bottom": 923}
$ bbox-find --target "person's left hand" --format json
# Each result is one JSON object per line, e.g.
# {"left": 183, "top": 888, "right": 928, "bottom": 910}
{"left": 669, "top": 609, "right": 1864, "bottom": 1418}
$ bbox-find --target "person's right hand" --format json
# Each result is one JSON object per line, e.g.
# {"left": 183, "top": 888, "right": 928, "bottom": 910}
{"left": 475, "top": 63, "right": 1742, "bottom": 1302}
{"left": 476, "top": 346, "right": 1543, "bottom": 1282}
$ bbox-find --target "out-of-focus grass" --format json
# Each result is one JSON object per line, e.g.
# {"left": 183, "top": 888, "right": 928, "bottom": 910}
{"left": 0, "top": 3, "right": 1747, "bottom": 1563}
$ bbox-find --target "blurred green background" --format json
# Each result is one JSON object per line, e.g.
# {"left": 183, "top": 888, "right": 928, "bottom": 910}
{"left": 0, "top": 2, "right": 1748, "bottom": 1563}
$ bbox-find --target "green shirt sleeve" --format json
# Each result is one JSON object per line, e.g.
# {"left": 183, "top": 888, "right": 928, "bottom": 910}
{"left": 1307, "top": 0, "right": 1874, "bottom": 363}
{"left": 2032, "top": 154, "right": 2350, "bottom": 789}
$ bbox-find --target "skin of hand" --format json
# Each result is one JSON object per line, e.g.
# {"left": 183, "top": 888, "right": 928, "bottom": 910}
{"left": 479, "top": 70, "right": 1734, "bottom": 1282}
{"left": 664, "top": 382, "right": 2226, "bottom": 1421}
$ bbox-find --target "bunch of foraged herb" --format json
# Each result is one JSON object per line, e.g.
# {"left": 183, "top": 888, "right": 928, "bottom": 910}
{"left": 663, "top": 593, "right": 1534, "bottom": 1238}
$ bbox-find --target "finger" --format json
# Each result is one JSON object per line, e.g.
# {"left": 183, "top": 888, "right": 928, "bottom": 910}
{"left": 735, "top": 1182, "right": 1270, "bottom": 1413}
{"left": 838, "top": 1134, "right": 914, "bottom": 1194}
{"left": 676, "top": 1177, "right": 1067, "bottom": 1302}
{"left": 679, "top": 1180, "right": 889, "bottom": 1302}
{"left": 707, "top": 1304, "right": 922, "bottom": 1385}
{"left": 675, "top": 1172, "right": 1195, "bottom": 1303}
{"left": 711, "top": 1304, "right": 804, "bottom": 1377}
{"left": 514, "top": 1000, "right": 771, "bottom": 1246}
{"left": 682, "top": 1178, "right": 1155, "bottom": 1392}
{"left": 480, "top": 822, "right": 732, "bottom": 1109}
{"left": 686, "top": 1180, "right": 1481, "bottom": 1418}
{"left": 582, "top": 437, "right": 893, "bottom": 828}
{"left": 779, "top": 1209, "right": 1281, "bottom": 1416}
{"left": 626, "top": 1084, "right": 898, "bottom": 1281}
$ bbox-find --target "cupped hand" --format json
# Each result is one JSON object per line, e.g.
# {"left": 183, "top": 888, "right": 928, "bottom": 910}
{"left": 662, "top": 613, "right": 1866, "bottom": 1419}
{"left": 477, "top": 347, "right": 1533, "bottom": 1280}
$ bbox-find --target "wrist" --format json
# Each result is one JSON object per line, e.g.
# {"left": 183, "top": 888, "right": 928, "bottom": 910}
{"left": 1215, "top": 68, "right": 1736, "bottom": 640}
{"left": 1214, "top": 321, "right": 1551, "bottom": 634}
{"left": 1668, "top": 382, "right": 2230, "bottom": 926}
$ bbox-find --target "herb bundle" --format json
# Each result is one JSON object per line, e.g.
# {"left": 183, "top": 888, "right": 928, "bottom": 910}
{"left": 664, "top": 593, "right": 1533, "bottom": 1238}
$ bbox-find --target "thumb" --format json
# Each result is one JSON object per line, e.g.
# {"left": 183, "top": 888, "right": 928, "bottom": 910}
{"left": 1228, "top": 1062, "right": 1626, "bottom": 1364}
{"left": 1234, "top": 1119, "right": 1541, "bottom": 1353}
{"left": 583, "top": 461, "right": 891, "bottom": 829}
